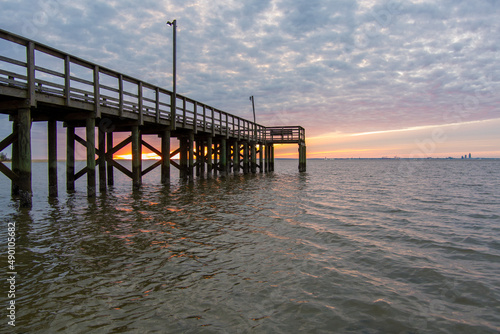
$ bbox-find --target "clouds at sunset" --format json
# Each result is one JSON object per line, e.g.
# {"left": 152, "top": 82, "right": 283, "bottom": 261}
{"left": 0, "top": 0, "right": 499, "bottom": 158}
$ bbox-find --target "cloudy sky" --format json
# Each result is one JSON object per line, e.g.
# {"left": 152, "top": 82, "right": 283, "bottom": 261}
{"left": 1, "top": 0, "right": 499, "bottom": 158}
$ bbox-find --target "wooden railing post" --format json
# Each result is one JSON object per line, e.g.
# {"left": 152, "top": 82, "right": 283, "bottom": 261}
{"left": 93, "top": 65, "right": 101, "bottom": 118}
{"left": 27, "top": 41, "right": 36, "bottom": 107}
{"left": 155, "top": 87, "right": 160, "bottom": 123}
{"left": 194, "top": 101, "right": 198, "bottom": 134}
{"left": 118, "top": 74, "right": 124, "bottom": 116}
{"left": 64, "top": 55, "right": 70, "bottom": 106}
{"left": 138, "top": 81, "right": 143, "bottom": 125}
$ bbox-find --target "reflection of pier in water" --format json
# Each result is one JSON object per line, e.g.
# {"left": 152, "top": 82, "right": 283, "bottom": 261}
{"left": 0, "top": 29, "right": 306, "bottom": 207}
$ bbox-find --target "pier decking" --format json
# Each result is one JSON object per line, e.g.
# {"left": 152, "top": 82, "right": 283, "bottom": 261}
{"left": 0, "top": 29, "right": 306, "bottom": 207}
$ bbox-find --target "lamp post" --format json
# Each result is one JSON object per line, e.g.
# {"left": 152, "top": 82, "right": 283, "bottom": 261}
{"left": 249, "top": 95, "right": 256, "bottom": 139}
{"left": 166, "top": 20, "right": 177, "bottom": 130}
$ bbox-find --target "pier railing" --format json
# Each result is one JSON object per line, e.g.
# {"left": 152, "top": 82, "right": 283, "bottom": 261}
{"left": 0, "top": 29, "right": 265, "bottom": 142}
{"left": 265, "top": 126, "right": 305, "bottom": 144}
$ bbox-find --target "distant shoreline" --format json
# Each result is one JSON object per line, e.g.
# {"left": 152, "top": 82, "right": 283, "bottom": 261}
{"left": 1, "top": 158, "right": 498, "bottom": 163}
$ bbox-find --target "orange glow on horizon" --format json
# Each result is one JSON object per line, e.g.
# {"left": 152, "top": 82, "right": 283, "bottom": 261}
{"left": 115, "top": 152, "right": 161, "bottom": 160}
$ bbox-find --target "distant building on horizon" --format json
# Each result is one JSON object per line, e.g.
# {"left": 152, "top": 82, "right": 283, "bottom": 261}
{"left": 469, "top": 153, "right": 472, "bottom": 159}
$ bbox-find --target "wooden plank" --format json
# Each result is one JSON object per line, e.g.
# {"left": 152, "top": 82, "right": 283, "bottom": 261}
{"left": 18, "top": 108, "right": 32, "bottom": 207}
{"left": 155, "top": 87, "right": 160, "bottom": 123}
{"left": 0, "top": 55, "right": 26, "bottom": 67}
{"left": 169, "top": 159, "right": 181, "bottom": 171}
{"left": 86, "top": 118, "right": 96, "bottom": 197}
{"left": 0, "top": 131, "right": 17, "bottom": 151}
{"left": 98, "top": 127, "right": 106, "bottom": 191}
{"left": 65, "top": 55, "right": 71, "bottom": 106}
{"left": 161, "top": 129, "right": 170, "bottom": 183}
{"left": 142, "top": 139, "right": 161, "bottom": 157}
{"left": 131, "top": 125, "right": 141, "bottom": 188}
{"left": 193, "top": 101, "right": 198, "bottom": 134}
{"left": 66, "top": 126, "right": 75, "bottom": 191}
{"left": 74, "top": 166, "right": 87, "bottom": 181}
{"left": 94, "top": 65, "right": 101, "bottom": 118}
{"left": 107, "top": 131, "right": 114, "bottom": 185}
{"left": 142, "top": 160, "right": 161, "bottom": 176}
{"left": 119, "top": 74, "right": 124, "bottom": 116}
{"left": 48, "top": 120, "right": 58, "bottom": 197}
{"left": 27, "top": 42, "right": 36, "bottom": 107}
{"left": 106, "top": 136, "right": 131, "bottom": 157}
{"left": 109, "top": 159, "right": 133, "bottom": 179}
{"left": 0, "top": 161, "right": 18, "bottom": 181}
{"left": 138, "top": 81, "right": 143, "bottom": 125}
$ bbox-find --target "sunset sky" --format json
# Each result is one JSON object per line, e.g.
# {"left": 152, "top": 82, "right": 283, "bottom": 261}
{"left": 0, "top": 0, "right": 499, "bottom": 159}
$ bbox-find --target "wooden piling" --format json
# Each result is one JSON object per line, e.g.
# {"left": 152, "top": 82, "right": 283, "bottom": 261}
{"left": 220, "top": 138, "right": 227, "bottom": 176}
{"left": 161, "top": 129, "right": 170, "bottom": 184}
{"left": 11, "top": 121, "right": 19, "bottom": 196}
{"left": 258, "top": 143, "right": 263, "bottom": 173}
{"left": 98, "top": 125, "right": 106, "bottom": 191}
{"left": 18, "top": 108, "right": 32, "bottom": 207}
{"left": 270, "top": 144, "right": 275, "bottom": 172}
{"left": 107, "top": 131, "right": 114, "bottom": 185}
{"left": 251, "top": 142, "right": 257, "bottom": 174}
{"left": 131, "top": 125, "right": 141, "bottom": 188}
{"left": 243, "top": 142, "right": 249, "bottom": 174}
{"left": 207, "top": 136, "right": 213, "bottom": 177}
{"left": 233, "top": 141, "right": 239, "bottom": 174}
{"left": 179, "top": 137, "right": 188, "bottom": 179}
{"left": 213, "top": 142, "right": 218, "bottom": 177}
{"left": 299, "top": 144, "right": 306, "bottom": 172}
{"left": 48, "top": 120, "right": 58, "bottom": 197}
{"left": 86, "top": 118, "right": 96, "bottom": 197}
{"left": 66, "top": 125, "right": 75, "bottom": 191}
{"left": 188, "top": 132, "right": 194, "bottom": 178}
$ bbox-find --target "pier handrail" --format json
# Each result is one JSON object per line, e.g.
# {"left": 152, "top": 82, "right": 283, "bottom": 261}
{"left": 0, "top": 28, "right": 267, "bottom": 142}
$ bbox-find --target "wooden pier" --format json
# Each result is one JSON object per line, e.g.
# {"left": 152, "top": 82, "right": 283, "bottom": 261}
{"left": 0, "top": 29, "right": 306, "bottom": 207}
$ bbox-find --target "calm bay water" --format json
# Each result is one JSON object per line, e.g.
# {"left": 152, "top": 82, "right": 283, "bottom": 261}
{"left": 1, "top": 159, "right": 500, "bottom": 333}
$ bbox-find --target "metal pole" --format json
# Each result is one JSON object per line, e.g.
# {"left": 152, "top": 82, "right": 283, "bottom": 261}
{"left": 250, "top": 96, "right": 256, "bottom": 140}
{"left": 167, "top": 20, "right": 177, "bottom": 130}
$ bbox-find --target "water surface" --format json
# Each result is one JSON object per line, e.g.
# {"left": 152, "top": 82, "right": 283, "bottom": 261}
{"left": 1, "top": 159, "right": 499, "bottom": 333}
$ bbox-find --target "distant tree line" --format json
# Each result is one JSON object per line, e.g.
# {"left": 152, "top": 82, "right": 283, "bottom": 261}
{"left": 0, "top": 152, "right": 9, "bottom": 161}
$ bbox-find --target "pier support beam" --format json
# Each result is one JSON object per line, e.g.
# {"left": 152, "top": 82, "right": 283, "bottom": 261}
{"left": 66, "top": 125, "right": 75, "bottom": 191}
{"left": 48, "top": 120, "right": 58, "bottom": 197}
{"left": 188, "top": 132, "right": 194, "bottom": 178}
{"left": 258, "top": 143, "right": 263, "bottom": 173}
{"left": 270, "top": 144, "right": 275, "bottom": 172}
{"left": 107, "top": 132, "right": 114, "bottom": 186}
{"left": 131, "top": 125, "right": 142, "bottom": 188}
{"left": 195, "top": 137, "right": 202, "bottom": 177}
{"left": 161, "top": 129, "right": 170, "bottom": 184}
{"left": 86, "top": 118, "right": 96, "bottom": 197}
{"left": 179, "top": 136, "right": 188, "bottom": 179}
{"left": 98, "top": 126, "right": 106, "bottom": 191}
{"left": 232, "top": 140, "right": 239, "bottom": 174}
{"left": 213, "top": 142, "right": 218, "bottom": 177}
{"left": 250, "top": 142, "right": 257, "bottom": 174}
{"left": 18, "top": 108, "right": 32, "bottom": 207}
{"left": 264, "top": 144, "right": 270, "bottom": 173}
{"left": 11, "top": 121, "right": 19, "bottom": 196}
{"left": 207, "top": 136, "right": 213, "bottom": 177}
{"left": 220, "top": 138, "right": 227, "bottom": 176}
{"left": 299, "top": 144, "right": 306, "bottom": 172}
{"left": 243, "top": 142, "right": 249, "bottom": 174}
